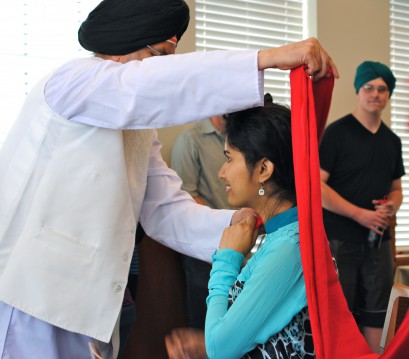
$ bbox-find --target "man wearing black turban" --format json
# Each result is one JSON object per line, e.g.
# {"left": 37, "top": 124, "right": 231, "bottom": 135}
{"left": 0, "top": 0, "right": 338, "bottom": 357}
{"left": 319, "top": 61, "right": 404, "bottom": 353}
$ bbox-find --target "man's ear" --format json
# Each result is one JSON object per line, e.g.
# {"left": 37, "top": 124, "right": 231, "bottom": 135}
{"left": 258, "top": 158, "right": 274, "bottom": 183}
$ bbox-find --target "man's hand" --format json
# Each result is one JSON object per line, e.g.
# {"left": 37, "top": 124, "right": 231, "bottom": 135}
{"left": 353, "top": 207, "right": 389, "bottom": 235}
{"left": 258, "top": 37, "right": 339, "bottom": 81}
{"left": 373, "top": 199, "right": 395, "bottom": 219}
{"left": 165, "top": 328, "right": 206, "bottom": 359}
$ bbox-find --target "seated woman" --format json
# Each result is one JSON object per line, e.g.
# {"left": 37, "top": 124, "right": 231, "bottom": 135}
{"left": 166, "top": 100, "right": 314, "bottom": 359}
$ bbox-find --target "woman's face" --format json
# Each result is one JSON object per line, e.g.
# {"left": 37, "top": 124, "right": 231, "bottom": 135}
{"left": 218, "top": 141, "right": 259, "bottom": 209}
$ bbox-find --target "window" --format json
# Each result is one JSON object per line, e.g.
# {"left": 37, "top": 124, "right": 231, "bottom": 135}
{"left": 0, "top": 0, "right": 313, "bottom": 142}
{"left": 390, "top": 0, "right": 409, "bottom": 247}
{"left": 0, "top": 0, "right": 99, "bottom": 146}
{"left": 195, "top": 0, "right": 314, "bottom": 104}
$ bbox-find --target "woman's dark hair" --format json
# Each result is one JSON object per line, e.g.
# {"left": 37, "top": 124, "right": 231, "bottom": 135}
{"left": 223, "top": 97, "right": 295, "bottom": 205}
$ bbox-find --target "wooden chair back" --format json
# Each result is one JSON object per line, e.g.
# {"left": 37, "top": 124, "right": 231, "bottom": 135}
{"left": 380, "top": 283, "right": 409, "bottom": 353}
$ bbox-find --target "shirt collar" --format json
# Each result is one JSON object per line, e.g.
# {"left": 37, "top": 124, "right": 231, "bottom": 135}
{"left": 264, "top": 206, "right": 298, "bottom": 234}
{"left": 201, "top": 118, "right": 218, "bottom": 134}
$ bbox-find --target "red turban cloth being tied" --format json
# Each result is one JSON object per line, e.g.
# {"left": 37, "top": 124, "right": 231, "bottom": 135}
{"left": 290, "top": 66, "right": 409, "bottom": 359}
{"left": 78, "top": 0, "right": 189, "bottom": 55}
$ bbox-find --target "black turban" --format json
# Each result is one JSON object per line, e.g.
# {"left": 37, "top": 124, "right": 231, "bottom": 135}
{"left": 78, "top": 0, "right": 190, "bottom": 55}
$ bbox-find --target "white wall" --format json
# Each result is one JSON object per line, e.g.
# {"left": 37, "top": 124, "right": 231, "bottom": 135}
{"left": 317, "top": 0, "right": 391, "bottom": 126}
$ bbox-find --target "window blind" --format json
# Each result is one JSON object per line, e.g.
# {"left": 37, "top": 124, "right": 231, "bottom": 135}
{"left": 195, "top": 0, "right": 307, "bottom": 104}
{"left": 390, "top": 0, "right": 409, "bottom": 247}
{"left": 0, "top": 0, "right": 99, "bottom": 146}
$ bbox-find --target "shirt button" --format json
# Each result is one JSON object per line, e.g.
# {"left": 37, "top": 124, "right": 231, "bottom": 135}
{"left": 112, "top": 282, "right": 123, "bottom": 292}
{"left": 122, "top": 253, "right": 129, "bottom": 262}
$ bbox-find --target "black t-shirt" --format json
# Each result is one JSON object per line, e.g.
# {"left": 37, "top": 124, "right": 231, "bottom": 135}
{"left": 319, "top": 114, "right": 405, "bottom": 243}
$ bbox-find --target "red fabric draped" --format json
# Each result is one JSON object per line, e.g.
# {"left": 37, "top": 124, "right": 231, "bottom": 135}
{"left": 290, "top": 66, "right": 409, "bottom": 359}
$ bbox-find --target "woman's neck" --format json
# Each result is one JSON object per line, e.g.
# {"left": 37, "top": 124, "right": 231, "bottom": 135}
{"left": 257, "top": 199, "right": 294, "bottom": 224}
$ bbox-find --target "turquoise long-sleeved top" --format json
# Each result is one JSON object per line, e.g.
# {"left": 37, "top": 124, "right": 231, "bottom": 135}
{"left": 205, "top": 207, "right": 306, "bottom": 359}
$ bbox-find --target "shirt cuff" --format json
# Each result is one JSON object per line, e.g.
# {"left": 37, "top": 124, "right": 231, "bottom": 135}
{"left": 207, "top": 249, "right": 244, "bottom": 302}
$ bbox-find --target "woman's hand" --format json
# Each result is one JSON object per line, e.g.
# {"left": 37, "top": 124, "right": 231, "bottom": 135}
{"left": 230, "top": 207, "right": 257, "bottom": 225}
{"left": 219, "top": 214, "right": 259, "bottom": 256}
{"left": 165, "top": 328, "right": 206, "bottom": 359}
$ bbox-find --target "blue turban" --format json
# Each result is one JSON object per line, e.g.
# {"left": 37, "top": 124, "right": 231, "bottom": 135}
{"left": 78, "top": 0, "right": 190, "bottom": 55}
{"left": 354, "top": 61, "right": 396, "bottom": 97}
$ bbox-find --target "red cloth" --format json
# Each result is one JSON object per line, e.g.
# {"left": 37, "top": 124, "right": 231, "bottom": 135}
{"left": 290, "top": 66, "right": 409, "bottom": 359}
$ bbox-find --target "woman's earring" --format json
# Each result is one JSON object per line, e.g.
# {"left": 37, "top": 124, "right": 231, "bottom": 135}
{"left": 258, "top": 183, "right": 265, "bottom": 196}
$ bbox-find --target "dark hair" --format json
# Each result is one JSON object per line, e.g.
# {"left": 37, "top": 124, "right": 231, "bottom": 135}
{"left": 223, "top": 100, "right": 295, "bottom": 205}
{"left": 264, "top": 92, "right": 273, "bottom": 106}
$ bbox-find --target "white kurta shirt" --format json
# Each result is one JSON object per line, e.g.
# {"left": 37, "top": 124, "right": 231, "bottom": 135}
{"left": 0, "top": 50, "right": 264, "bottom": 342}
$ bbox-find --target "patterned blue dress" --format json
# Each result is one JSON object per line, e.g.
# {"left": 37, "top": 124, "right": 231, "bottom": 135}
{"left": 205, "top": 207, "right": 315, "bottom": 359}
{"left": 229, "top": 279, "right": 314, "bottom": 358}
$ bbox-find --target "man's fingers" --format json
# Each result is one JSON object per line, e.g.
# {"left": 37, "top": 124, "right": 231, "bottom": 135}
{"left": 165, "top": 334, "right": 186, "bottom": 359}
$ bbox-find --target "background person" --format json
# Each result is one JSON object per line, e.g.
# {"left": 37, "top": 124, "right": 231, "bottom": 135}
{"left": 319, "top": 61, "right": 404, "bottom": 353}
{"left": 171, "top": 115, "right": 232, "bottom": 330}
